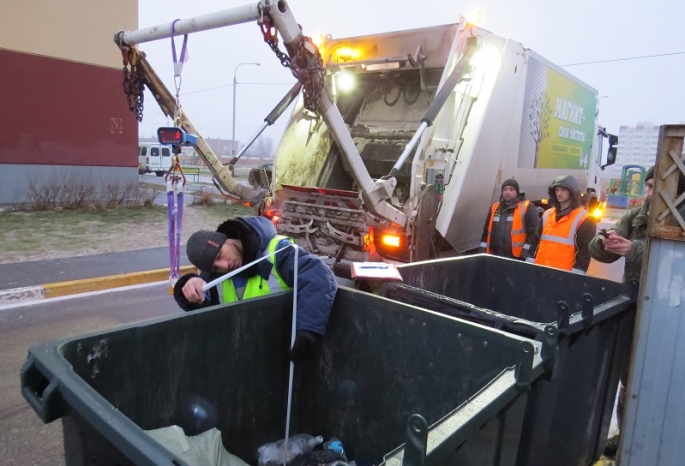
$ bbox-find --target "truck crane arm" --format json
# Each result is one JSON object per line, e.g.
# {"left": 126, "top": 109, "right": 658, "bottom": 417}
{"left": 114, "top": 0, "right": 407, "bottom": 224}
{"left": 115, "top": 40, "right": 265, "bottom": 205}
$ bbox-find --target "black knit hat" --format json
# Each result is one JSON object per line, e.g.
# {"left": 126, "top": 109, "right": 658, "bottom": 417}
{"left": 501, "top": 178, "right": 520, "bottom": 195}
{"left": 645, "top": 166, "right": 655, "bottom": 184}
{"left": 186, "top": 230, "right": 228, "bottom": 272}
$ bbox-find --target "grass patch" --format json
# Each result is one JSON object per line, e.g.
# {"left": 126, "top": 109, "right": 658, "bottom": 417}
{"left": 0, "top": 203, "right": 254, "bottom": 263}
{"left": 0, "top": 207, "right": 169, "bottom": 257}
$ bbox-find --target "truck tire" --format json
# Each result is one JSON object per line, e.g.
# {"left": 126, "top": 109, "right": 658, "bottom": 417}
{"left": 155, "top": 171, "right": 165, "bottom": 177}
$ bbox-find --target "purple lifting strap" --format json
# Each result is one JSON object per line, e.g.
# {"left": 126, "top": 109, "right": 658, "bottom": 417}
{"left": 167, "top": 191, "right": 177, "bottom": 280}
{"left": 170, "top": 19, "right": 189, "bottom": 77}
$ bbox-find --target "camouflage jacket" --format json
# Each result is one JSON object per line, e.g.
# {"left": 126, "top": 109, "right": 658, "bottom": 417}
{"left": 588, "top": 198, "right": 650, "bottom": 283}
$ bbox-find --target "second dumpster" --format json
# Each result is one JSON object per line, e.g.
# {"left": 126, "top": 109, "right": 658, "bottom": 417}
{"left": 381, "top": 254, "right": 635, "bottom": 466}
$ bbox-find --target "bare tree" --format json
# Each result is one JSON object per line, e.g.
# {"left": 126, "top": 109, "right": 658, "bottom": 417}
{"left": 528, "top": 91, "right": 552, "bottom": 163}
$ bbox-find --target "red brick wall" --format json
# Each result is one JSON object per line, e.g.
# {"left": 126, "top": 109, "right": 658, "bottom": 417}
{"left": 0, "top": 48, "right": 137, "bottom": 167}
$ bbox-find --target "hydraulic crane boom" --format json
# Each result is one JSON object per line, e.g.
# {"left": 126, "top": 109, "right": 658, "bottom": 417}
{"left": 114, "top": 0, "right": 408, "bottom": 223}
{"left": 121, "top": 47, "right": 265, "bottom": 204}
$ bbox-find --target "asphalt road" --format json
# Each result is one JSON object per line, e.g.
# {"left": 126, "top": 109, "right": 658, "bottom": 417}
{"left": 0, "top": 283, "right": 179, "bottom": 465}
{"left": 0, "top": 247, "right": 190, "bottom": 290}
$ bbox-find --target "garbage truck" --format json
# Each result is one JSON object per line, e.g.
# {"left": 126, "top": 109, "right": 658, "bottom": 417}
{"left": 113, "top": 0, "right": 614, "bottom": 266}
{"left": 264, "top": 21, "right": 613, "bottom": 263}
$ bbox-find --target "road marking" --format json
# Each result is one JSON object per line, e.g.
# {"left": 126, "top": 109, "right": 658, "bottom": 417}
{"left": 0, "top": 286, "right": 43, "bottom": 305}
{"left": 0, "top": 281, "right": 170, "bottom": 312}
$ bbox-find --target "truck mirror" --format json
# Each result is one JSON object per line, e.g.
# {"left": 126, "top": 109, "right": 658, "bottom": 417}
{"left": 602, "top": 134, "right": 618, "bottom": 168}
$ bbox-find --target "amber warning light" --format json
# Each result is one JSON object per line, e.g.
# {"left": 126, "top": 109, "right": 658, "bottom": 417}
{"left": 157, "top": 127, "right": 198, "bottom": 146}
{"left": 380, "top": 233, "right": 401, "bottom": 248}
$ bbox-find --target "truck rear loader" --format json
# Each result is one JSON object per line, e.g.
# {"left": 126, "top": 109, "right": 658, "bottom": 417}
{"left": 264, "top": 20, "right": 613, "bottom": 263}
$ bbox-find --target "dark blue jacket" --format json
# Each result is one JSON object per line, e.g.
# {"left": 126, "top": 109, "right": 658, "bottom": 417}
{"left": 173, "top": 216, "right": 337, "bottom": 336}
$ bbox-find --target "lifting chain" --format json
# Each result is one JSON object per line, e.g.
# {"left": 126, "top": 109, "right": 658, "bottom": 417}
{"left": 120, "top": 46, "right": 145, "bottom": 122}
{"left": 258, "top": 10, "right": 324, "bottom": 112}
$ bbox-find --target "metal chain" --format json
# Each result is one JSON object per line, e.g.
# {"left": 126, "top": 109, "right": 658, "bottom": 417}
{"left": 258, "top": 13, "right": 324, "bottom": 112}
{"left": 121, "top": 47, "right": 145, "bottom": 122}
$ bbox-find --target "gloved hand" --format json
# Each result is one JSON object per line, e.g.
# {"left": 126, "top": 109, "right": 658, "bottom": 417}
{"left": 288, "top": 330, "right": 319, "bottom": 362}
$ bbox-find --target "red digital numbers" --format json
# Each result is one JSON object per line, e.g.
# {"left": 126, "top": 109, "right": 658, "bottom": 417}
{"left": 157, "top": 127, "right": 184, "bottom": 145}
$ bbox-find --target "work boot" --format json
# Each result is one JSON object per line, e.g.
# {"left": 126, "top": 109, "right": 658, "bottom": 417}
{"left": 604, "top": 435, "right": 620, "bottom": 457}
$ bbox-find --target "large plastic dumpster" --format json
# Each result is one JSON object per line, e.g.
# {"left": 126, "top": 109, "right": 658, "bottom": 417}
{"left": 381, "top": 255, "right": 635, "bottom": 466}
{"left": 21, "top": 287, "right": 546, "bottom": 466}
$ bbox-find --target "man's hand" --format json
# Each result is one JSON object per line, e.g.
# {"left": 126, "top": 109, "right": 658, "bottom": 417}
{"left": 602, "top": 231, "right": 633, "bottom": 257}
{"left": 288, "top": 330, "right": 319, "bottom": 362}
{"left": 182, "top": 277, "right": 208, "bottom": 303}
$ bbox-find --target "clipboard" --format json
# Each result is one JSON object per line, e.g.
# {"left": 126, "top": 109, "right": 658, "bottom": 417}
{"left": 351, "top": 262, "right": 403, "bottom": 281}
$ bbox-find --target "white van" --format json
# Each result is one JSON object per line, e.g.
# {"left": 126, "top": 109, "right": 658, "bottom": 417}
{"left": 138, "top": 146, "right": 150, "bottom": 174}
{"left": 139, "top": 142, "right": 172, "bottom": 176}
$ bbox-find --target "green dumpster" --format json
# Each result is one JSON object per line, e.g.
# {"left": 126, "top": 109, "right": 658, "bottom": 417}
{"left": 21, "top": 287, "right": 546, "bottom": 466}
{"left": 382, "top": 255, "right": 635, "bottom": 466}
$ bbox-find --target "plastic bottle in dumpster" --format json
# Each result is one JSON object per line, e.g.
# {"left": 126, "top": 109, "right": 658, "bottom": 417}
{"left": 257, "top": 434, "right": 323, "bottom": 466}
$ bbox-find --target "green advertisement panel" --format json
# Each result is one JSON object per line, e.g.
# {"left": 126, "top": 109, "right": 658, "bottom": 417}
{"left": 537, "top": 68, "right": 596, "bottom": 169}
{"left": 518, "top": 56, "right": 597, "bottom": 170}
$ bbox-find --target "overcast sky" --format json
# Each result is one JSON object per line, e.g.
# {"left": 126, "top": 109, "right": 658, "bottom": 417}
{"left": 136, "top": 0, "right": 684, "bottom": 146}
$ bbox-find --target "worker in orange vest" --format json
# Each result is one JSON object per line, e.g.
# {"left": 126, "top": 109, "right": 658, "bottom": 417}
{"left": 531, "top": 175, "right": 596, "bottom": 273}
{"left": 480, "top": 179, "right": 540, "bottom": 259}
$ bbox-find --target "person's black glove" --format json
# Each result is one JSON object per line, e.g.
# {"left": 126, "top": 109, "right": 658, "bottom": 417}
{"left": 288, "top": 330, "right": 319, "bottom": 362}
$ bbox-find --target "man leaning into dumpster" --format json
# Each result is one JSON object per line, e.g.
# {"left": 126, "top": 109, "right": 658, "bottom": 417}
{"left": 479, "top": 178, "right": 540, "bottom": 259}
{"left": 173, "top": 215, "right": 338, "bottom": 362}
{"left": 588, "top": 165, "right": 654, "bottom": 457}
{"left": 530, "top": 175, "right": 596, "bottom": 273}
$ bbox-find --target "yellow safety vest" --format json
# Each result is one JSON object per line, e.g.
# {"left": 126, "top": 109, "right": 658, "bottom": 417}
{"left": 536, "top": 207, "right": 589, "bottom": 271}
{"left": 221, "top": 236, "right": 293, "bottom": 303}
{"left": 485, "top": 200, "right": 530, "bottom": 257}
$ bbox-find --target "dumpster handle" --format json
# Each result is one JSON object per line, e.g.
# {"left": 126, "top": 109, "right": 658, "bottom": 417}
{"left": 515, "top": 341, "right": 535, "bottom": 388}
{"left": 402, "top": 414, "right": 428, "bottom": 466}
{"left": 540, "top": 325, "right": 558, "bottom": 375}
{"left": 556, "top": 301, "right": 570, "bottom": 331}
{"left": 20, "top": 354, "right": 64, "bottom": 423}
{"left": 628, "top": 278, "right": 639, "bottom": 300}
{"left": 581, "top": 293, "right": 594, "bottom": 329}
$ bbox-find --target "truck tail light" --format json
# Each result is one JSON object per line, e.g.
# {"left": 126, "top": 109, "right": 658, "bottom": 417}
{"left": 380, "top": 233, "right": 401, "bottom": 248}
{"left": 374, "top": 230, "right": 409, "bottom": 262}
{"left": 263, "top": 209, "right": 282, "bottom": 224}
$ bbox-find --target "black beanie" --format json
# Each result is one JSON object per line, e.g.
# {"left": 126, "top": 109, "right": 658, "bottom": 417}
{"left": 645, "top": 166, "right": 655, "bottom": 184}
{"left": 186, "top": 230, "right": 228, "bottom": 272}
{"left": 501, "top": 178, "right": 520, "bottom": 195}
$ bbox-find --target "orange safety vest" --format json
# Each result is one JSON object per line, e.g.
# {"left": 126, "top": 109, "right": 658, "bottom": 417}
{"left": 485, "top": 200, "right": 530, "bottom": 257}
{"left": 536, "top": 206, "right": 590, "bottom": 271}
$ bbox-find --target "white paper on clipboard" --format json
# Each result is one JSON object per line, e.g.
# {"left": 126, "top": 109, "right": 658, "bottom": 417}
{"left": 351, "top": 262, "right": 402, "bottom": 281}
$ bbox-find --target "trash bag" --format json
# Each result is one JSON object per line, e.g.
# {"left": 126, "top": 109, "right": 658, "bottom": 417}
{"left": 146, "top": 425, "right": 248, "bottom": 466}
{"left": 257, "top": 434, "right": 323, "bottom": 466}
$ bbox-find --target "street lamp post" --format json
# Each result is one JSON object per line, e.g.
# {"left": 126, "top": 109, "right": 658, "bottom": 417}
{"left": 596, "top": 95, "right": 608, "bottom": 119}
{"left": 232, "top": 62, "right": 261, "bottom": 156}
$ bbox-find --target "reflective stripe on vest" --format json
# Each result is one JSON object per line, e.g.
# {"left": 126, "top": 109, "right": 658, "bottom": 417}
{"left": 485, "top": 200, "right": 530, "bottom": 257}
{"left": 221, "top": 235, "right": 294, "bottom": 303}
{"left": 536, "top": 207, "right": 589, "bottom": 271}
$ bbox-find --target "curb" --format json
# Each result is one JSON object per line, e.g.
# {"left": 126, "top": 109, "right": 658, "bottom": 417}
{"left": 0, "top": 265, "right": 197, "bottom": 306}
